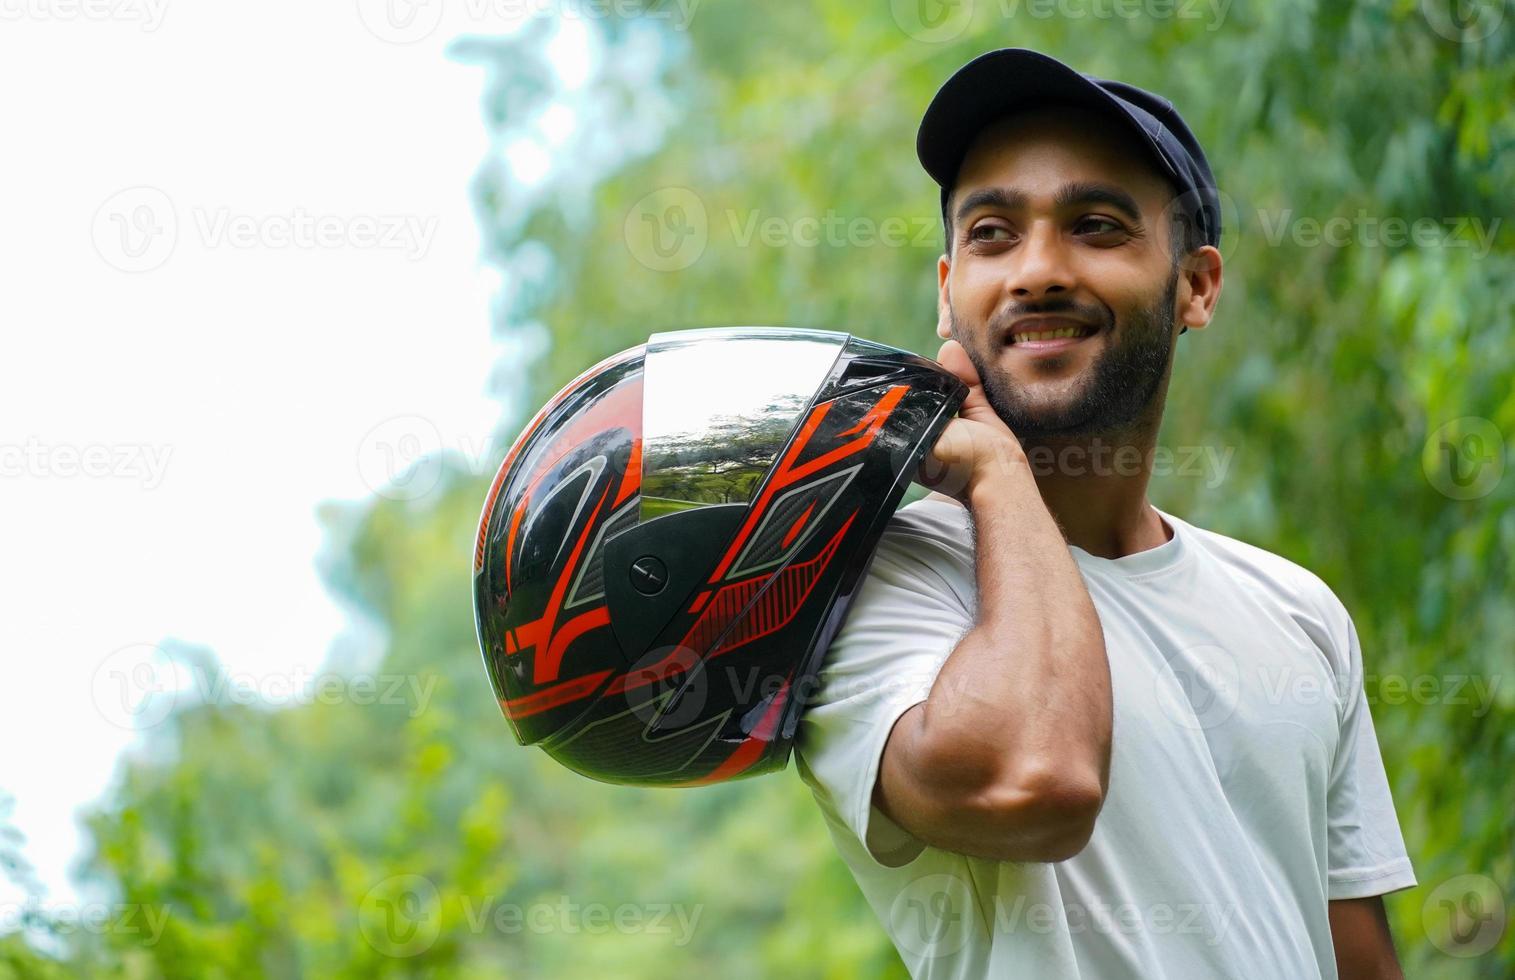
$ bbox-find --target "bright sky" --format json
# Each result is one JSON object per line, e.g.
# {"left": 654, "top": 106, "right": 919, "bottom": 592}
{"left": 0, "top": 1, "right": 596, "bottom": 913}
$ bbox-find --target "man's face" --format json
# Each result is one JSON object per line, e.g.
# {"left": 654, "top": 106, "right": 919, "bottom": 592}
{"left": 941, "top": 106, "right": 1183, "bottom": 439}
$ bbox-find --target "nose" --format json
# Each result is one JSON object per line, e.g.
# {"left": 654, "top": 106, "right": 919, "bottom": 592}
{"left": 1008, "top": 220, "right": 1074, "bottom": 301}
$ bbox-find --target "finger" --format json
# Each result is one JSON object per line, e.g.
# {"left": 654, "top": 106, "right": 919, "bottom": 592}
{"left": 937, "top": 339, "right": 1009, "bottom": 433}
{"left": 917, "top": 419, "right": 973, "bottom": 500}
{"left": 936, "top": 338, "right": 982, "bottom": 389}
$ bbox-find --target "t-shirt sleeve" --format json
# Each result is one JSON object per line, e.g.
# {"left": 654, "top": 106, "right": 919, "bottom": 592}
{"left": 793, "top": 506, "right": 974, "bottom": 868}
{"left": 1319, "top": 591, "right": 1418, "bottom": 900}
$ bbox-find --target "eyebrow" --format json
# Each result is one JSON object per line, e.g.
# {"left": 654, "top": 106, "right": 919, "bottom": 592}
{"left": 1055, "top": 182, "right": 1144, "bottom": 223}
{"left": 952, "top": 181, "right": 1145, "bottom": 227}
{"left": 952, "top": 186, "right": 1025, "bottom": 227}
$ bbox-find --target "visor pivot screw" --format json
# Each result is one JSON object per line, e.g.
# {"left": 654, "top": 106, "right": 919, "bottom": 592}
{"left": 630, "top": 556, "right": 669, "bottom": 596}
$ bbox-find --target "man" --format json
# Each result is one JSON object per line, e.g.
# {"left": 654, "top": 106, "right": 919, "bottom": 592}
{"left": 794, "top": 48, "right": 1416, "bottom": 978}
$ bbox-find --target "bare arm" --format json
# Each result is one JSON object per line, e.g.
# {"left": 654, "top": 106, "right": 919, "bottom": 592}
{"left": 873, "top": 340, "right": 1112, "bottom": 863}
{"left": 1329, "top": 897, "right": 1404, "bottom": 979}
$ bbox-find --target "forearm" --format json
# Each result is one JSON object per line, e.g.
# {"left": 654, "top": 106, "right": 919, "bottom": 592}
{"left": 1329, "top": 897, "right": 1405, "bottom": 980}
{"left": 917, "top": 447, "right": 1112, "bottom": 801}
{"left": 875, "top": 339, "right": 1114, "bottom": 860}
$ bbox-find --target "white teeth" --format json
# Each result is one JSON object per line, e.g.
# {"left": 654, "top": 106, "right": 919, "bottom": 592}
{"left": 1012, "top": 326, "right": 1087, "bottom": 343}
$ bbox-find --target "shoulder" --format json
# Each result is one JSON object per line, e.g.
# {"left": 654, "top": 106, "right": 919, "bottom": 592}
{"left": 1171, "top": 512, "right": 1340, "bottom": 606}
{"left": 1166, "top": 511, "right": 1357, "bottom": 670}
{"left": 883, "top": 492, "right": 973, "bottom": 547}
{"left": 866, "top": 493, "right": 975, "bottom": 602}
{"left": 803, "top": 495, "right": 976, "bottom": 700}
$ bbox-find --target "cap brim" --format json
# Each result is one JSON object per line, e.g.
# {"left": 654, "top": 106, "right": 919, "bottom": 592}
{"left": 917, "top": 48, "right": 1177, "bottom": 197}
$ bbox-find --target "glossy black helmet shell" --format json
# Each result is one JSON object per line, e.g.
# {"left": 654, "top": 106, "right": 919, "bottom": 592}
{"left": 473, "top": 328, "right": 965, "bottom": 786}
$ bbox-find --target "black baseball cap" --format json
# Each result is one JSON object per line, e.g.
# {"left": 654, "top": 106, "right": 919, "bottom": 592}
{"left": 918, "top": 48, "right": 1221, "bottom": 250}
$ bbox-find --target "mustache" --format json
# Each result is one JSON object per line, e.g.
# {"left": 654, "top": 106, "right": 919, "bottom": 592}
{"left": 987, "top": 297, "right": 1114, "bottom": 336}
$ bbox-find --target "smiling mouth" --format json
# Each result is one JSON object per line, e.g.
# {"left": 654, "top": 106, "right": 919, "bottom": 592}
{"left": 1012, "top": 325, "right": 1096, "bottom": 345}
{"left": 1006, "top": 320, "right": 1099, "bottom": 347}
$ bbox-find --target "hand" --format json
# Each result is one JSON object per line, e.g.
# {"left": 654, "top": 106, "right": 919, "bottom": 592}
{"left": 918, "top": 339, "right": 1027, "bottom": 505}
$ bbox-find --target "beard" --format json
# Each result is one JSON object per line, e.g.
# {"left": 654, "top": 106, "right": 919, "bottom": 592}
{"left": 951, "top": 270, "right": 1180, "bottom": 439}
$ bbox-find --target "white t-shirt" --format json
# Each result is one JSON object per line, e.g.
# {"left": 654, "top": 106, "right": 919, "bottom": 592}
{"left": 794, "top": 496, "right": 1416, "bottom": 979}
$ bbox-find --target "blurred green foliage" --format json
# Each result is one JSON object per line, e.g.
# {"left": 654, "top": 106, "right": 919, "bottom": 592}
{"left": 5, "top": 0, "right": 1511, "bottom": 976}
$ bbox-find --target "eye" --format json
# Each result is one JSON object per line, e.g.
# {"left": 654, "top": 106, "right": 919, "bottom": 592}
{"left": 1073, "top": 215, "right": 1126, "bottom": 237}
{"left": 967, "top": 223, "right": 1014, "bottom": 244}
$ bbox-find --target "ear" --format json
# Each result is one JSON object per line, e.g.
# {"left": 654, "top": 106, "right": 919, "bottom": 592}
{"left": 1176, "top": 245, "right": 1223, "bottom": 333}
{"left": 936, "top": 254, "right": 953, "bottom": 340}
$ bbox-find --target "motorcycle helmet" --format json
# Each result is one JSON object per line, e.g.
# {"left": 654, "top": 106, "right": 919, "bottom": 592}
{"left": 473, "top": 327, "right": 965, "bottom": 786}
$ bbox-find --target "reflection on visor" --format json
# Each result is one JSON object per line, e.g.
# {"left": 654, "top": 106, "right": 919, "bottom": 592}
{"left": 639, "top": 327, "right": 847, "bottom": 522}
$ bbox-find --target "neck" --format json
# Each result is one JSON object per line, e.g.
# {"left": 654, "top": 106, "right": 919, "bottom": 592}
{"left": 1019, "top": 350, "right": 1179, "bottom": 559}
{"left": 1020, "top": 428, "right": 1169, "bottom": 559}
{"left": 926, "top": 427, "right": 1172, "bottom": 559}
